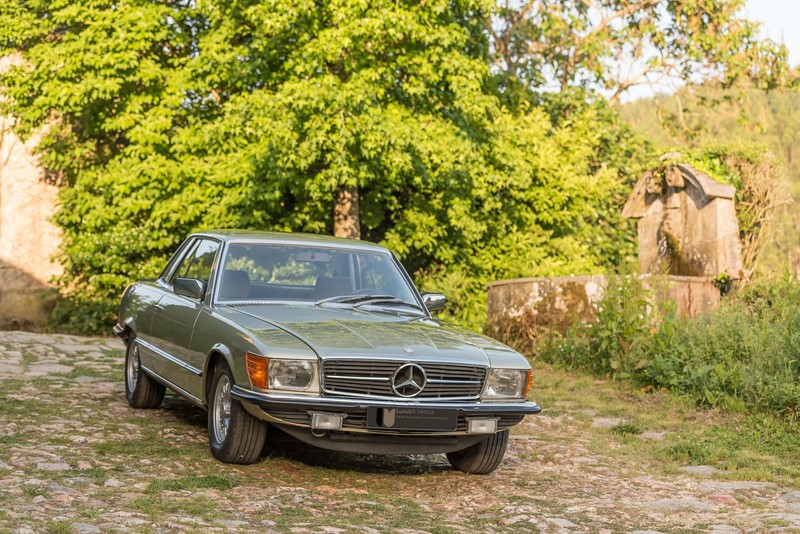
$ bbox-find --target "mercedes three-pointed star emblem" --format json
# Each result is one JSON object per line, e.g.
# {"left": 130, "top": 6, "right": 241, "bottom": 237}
{"left": 391, "top": 363, "right": 427, "bottom": 398}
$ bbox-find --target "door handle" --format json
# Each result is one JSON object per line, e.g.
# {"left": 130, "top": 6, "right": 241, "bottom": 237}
{"left": 154, "top": 304, "right": 165, "bottom": 311}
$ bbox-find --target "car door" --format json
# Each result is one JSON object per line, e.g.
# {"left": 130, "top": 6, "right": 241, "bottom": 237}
{"left": 149, "top": 238, "right": 220, "bottom": 401}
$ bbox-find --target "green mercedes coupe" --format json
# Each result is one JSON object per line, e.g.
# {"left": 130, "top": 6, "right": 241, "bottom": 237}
{"left": 114, "top": 231, "right": 541, "bottom": 474}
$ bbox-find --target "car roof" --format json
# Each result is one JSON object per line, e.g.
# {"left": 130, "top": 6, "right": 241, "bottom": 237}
{"left": 190, "top": 230, "right": 390, "bottom": 252}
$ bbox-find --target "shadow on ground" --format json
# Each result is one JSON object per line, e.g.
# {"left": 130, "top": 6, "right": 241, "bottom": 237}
{"left": 263, "top": 426, "right": 452, "bottom": 475}
{"left": 159, "top": 391, "right": 452, "bottom": 475}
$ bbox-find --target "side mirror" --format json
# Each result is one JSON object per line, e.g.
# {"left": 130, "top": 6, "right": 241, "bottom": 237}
{"left": 421, "top": 292, "right": 446, "bottom": 312}
{"left": 174, "top": 277, "right": 207, "bottom": 300}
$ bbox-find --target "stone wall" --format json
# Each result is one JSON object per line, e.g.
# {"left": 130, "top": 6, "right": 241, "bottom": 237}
{"left": 0, "top": 89, "right": 61, "bottom": 328}
{"left": 486, "top": 275, "right": 721, "bottom": 353}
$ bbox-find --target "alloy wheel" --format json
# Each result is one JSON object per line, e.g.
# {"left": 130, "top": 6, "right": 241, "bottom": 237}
{"left": 213, "top": 375, "right": 232, "bottom": 443}
{"left": 126, "top": 344, "right": 140, "bottom": 392}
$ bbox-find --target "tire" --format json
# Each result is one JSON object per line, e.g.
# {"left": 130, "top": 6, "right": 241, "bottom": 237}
{"left": 446, "top": 429, "right": 509, "bottom": 474}
{"left": 124, "top": 335, "right": 166, "bottom": 409}
{"left": 208, "top": 362, "right": 267, "bottom": 464}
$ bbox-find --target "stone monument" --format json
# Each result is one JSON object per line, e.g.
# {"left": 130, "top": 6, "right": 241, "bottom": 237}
{"left": 621, "top": 159, "right": 743, "bottom": 279}
{"left": 485, "top": 158, "right": 741, "bottom": 351}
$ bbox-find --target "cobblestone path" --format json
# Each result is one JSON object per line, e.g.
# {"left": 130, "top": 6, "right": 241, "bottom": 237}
{"left": 0, "top": 331, "right": 798, "bottom": 533}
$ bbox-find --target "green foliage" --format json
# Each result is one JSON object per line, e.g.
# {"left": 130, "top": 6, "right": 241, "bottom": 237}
{"left": 610, "top": 422, "right": 642, "bottom": 436}
{"left": 542, "top": 271, "right": 655, "bottom": 379}
{"left": 49, "top": 293, "right": 117, "bottom": 335}
{"left": 490, "top": 0, "right": 797, "bottom": 101}
{"left": 539, "top": 277, "right": 800, "bottom": 421}
{"left": 405, "top": 96, "right": 654, "bottom": 327}
{"left": 0, "top": 0, "right": 655, "bottom": 331}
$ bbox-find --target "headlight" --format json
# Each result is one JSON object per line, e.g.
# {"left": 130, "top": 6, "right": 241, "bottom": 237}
{"left": 268, "top": 359, "right": 319, "bottom": 392}
{"left": 484, "top": 368, "right": 531, "bottom": 399}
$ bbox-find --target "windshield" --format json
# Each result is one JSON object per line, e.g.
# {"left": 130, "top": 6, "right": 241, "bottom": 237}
{"left": 217, "top": 243, "right": 418, "bottom": 305}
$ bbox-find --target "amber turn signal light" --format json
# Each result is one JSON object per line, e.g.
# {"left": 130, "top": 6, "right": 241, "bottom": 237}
{"left": 524, "top": 369, "right": 533, "bottom": 398}
{"left": 246, "top": 352, "right": 268, "bottom": 389}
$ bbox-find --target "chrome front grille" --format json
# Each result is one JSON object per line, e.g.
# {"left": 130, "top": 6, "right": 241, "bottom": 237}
{"left": 322, "top": 359, "right": 487, "bottom": 399}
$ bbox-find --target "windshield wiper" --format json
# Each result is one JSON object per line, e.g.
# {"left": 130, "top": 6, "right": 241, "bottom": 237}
{"left": 315, "top": 294, "right": 395, "bottom": 306}
{"left": 315, "top": 294, "right": 426, "bottom": 315}
{"left": 353, "top": 297, "right": 426, "bottom": 314}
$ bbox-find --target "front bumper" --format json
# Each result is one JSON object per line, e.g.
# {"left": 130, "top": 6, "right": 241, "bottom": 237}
{"left": 232, "top": 385, "right": 541, "bottom": 433}
{"left": 232, "top": 385, "right": 541, "bottom": 454}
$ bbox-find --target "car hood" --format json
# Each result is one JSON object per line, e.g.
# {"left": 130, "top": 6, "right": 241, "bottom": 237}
{"left": 223, "top": 304, "right": 511, "bottom": 365}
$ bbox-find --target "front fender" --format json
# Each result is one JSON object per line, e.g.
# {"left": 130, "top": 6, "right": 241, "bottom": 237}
{"left": 201, "top": 343, "right": 236, "bottom": 406}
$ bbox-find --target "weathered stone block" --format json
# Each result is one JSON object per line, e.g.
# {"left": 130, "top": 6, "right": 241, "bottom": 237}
{"left": 486, "top": 275, "right": 720, "bottom": 353}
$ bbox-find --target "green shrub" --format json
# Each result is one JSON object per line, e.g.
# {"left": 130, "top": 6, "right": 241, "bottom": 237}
{"left": 541, "top": 272, "right": 659, "bottom": 379}
{"left": 49, "top": 294, "right": 118, "bottom": 336}
{"left": 539, "top": 277, "right": 800, "bottom": 421}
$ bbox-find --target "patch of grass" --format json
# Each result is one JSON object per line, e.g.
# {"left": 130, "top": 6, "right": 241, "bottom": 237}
{"left": 0, "top": 510, "right": 8, "bottom": 521}
{"left": 763, "top": 519, "right": 791, "bottom": 528}
{"left": 276, "top": 505, "right": 316, "bottom": 523}
{"left": 610, "top": 422, "right": 642, "bottom": 436}
{"left": 21, "top": 352, "right": 38, "bottom": 369}
{"left": 92, "top": 438, "right": 188, "bottom": 459}
{"left": 131, "top": 495, "right": 220, "bottom": 520}
{"left": 538, "top": 277, "right": 800, "bottom": 422}
{"left": 44, "top": 521, "right": 73, "bottom": 534}
{"left": 385, "top": 498, "right": 432, "bottom": 527}
{"left": 21, "top": 485, "right": 45, "bottom": 497}
{"left": 0, "top": 433, "right": 28, "bottom": 447}
{"left": 147, "top": 475, "right": 238, "bottom": 493}
{"left": 77, "top": 506, "right": 103, "bottom": 520}
{"left": 63, "top": 366, "right": 112, "bottom": 380}
{"left": 70, "top": 467, "right": 108, "bottom": 486}
{"left": 530, "top": 361, "right": 800, "bottom": 487}
{"left": 0, "top": 379, "right": 28, "bottom": 395}
{"left": 663, "top": 441, "right": 712, "bottom": 464}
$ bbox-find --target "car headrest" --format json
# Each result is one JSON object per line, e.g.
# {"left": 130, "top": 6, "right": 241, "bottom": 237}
{"left": 220, "top": 269, "right": 250, "bottom": 300}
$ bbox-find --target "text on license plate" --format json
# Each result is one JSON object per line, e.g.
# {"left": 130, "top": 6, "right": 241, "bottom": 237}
{"left": 366, "top": 407, "right": 457, "bottom": 431}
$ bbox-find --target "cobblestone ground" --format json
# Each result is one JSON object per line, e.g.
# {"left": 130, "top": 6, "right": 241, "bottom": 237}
{"left": 0, "top": 331, "right": 799, "bottom": 533}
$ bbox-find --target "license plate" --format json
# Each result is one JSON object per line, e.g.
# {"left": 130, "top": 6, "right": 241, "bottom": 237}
{"left": 366, "top": 407, "right": 457, "bottom": 431}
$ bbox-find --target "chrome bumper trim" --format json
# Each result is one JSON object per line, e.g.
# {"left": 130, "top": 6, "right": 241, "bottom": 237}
{"left": 231, "top": 385, "right": 542, "bottom": 415}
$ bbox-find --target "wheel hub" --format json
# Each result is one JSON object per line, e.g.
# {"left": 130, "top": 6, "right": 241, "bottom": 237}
{"left": 213, "top": 375, "right": 232, "bottom": 443}
{"left": 126, "top": 345, "right": 139, "bottom": 392}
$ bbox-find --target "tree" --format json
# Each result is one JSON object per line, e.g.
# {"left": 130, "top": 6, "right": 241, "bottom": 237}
{"left": 3, "top": 0, "right": 786, "bottom": 331}
{"left": 490, "top": 0, "right": 797, "bottom": 102}
{"left": 0, "top": 0, "right": 494, "bottom": 324}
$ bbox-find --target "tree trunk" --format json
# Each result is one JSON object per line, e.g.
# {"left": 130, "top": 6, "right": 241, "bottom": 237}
{"left": 333, "top": 184, "right": 360, "bottom": 239}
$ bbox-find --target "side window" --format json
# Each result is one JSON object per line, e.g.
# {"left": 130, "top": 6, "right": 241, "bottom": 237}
{"left": 172, "top": 239, "right": 220, "bottom": 284}
{"left": 159, "top": 238, "right": 194, "bottom": 281}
